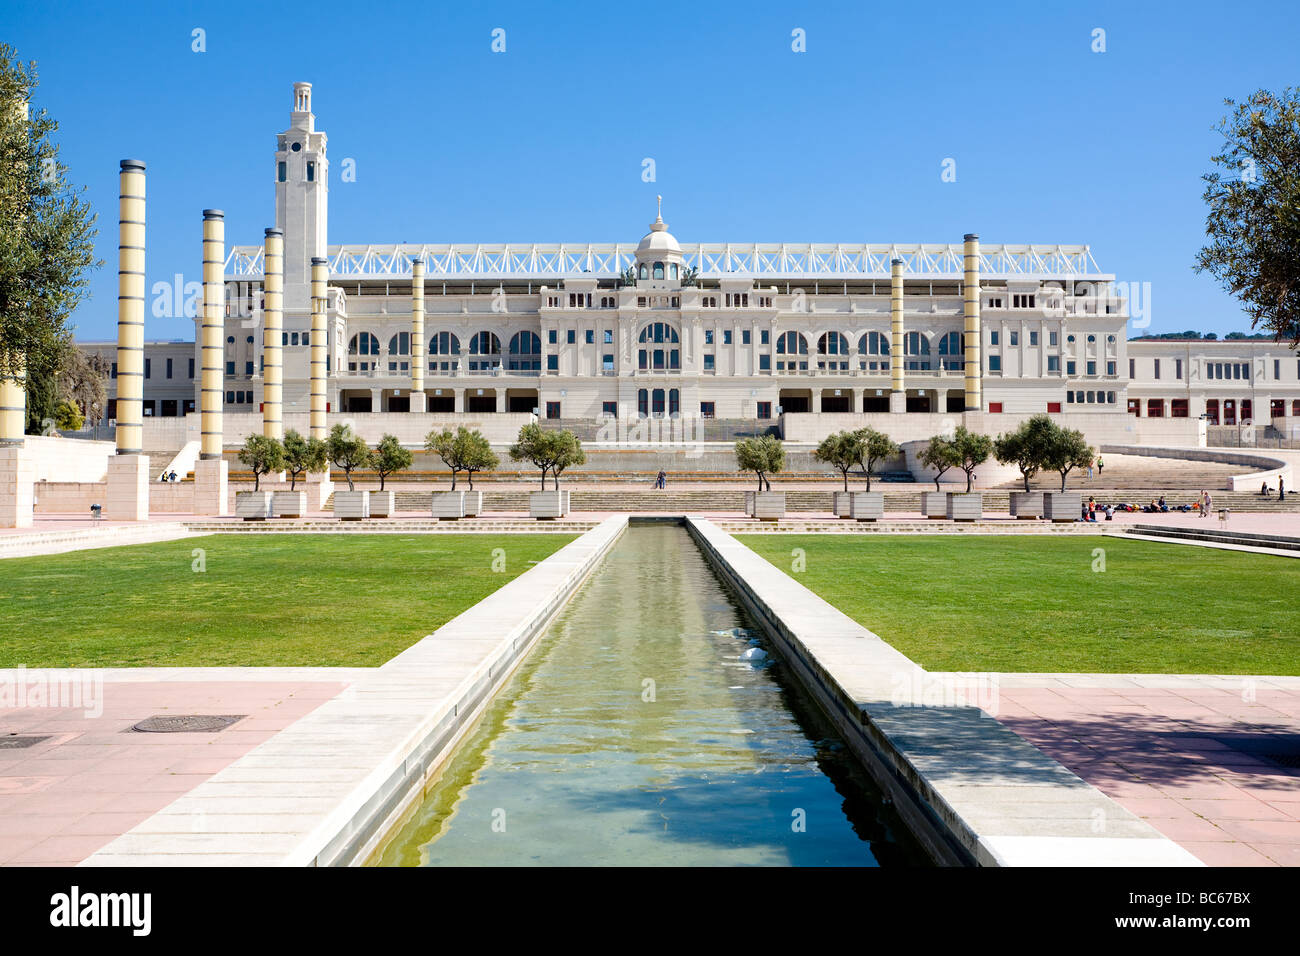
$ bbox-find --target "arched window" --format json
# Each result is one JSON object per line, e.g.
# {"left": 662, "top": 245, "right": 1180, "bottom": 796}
{"left": 348, "top": 332, "right": 380, "bottom": 372}
{"left": 508, "top": 331, "right": 542, "bottom": 371}
{"left": 428, "top": 331, "right": 461, "bottom": 373}
{"left": 937, "top": 331, "right": 963, "bottom": 371}
{"left": 653, "top": 262, "right": 665, "bottom": 280}
{"left": 670, "top": 264, "right": 679, "bottom": 279}
{"left": 637, "top": 322, "right": 680, "bottom": 371}
{"left": 388, "top": 332, "right": 410, "bottom": 355}
{"left": 246, "top": 335, "right": 254, "bottom": 344}
{"left": 775, "top": 331, "right": 808, "bottom": 372}
{"left": 817, "top": 332, "right": 849, "bottom": 371}
{"left": 638, "top": 264, "right": 648, "bottom": 280}
{"left": 468, "top": 331, "right": 501, "bottom": 371}
{"left": 904, "top": 332, "right": 931, "bottom": 370}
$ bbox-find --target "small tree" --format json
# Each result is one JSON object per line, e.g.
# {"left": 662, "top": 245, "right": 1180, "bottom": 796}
{"left": 326, "top": 423, "right": 369, "bottom": 491}
{"left": 852, "top": 427, "right": 899, "bottom": 491}
{"left": 52, "top": 398, "right": 82, "bottom": 432}
{"left": 813, "top": 431, "right": 862, "bottom": 491}
{"left": 1042, "top": 426, "right": 1096, "bottom": 491}
{"left": 282, "top": 428, "right": 327, "bottom": 491}
{"left": 918, "top": 435, "right": 961, "bottom": 491}
{"left": 509, "top": 423, "right": 585, "bottom": 490}
{"left": 546, "top": 429, "right": 586, "bottom": 489}
{"left": 994, "top": 414, "right": 1054, "bottom": 492}
{"left": 238, "top": 434, "right": 284, "bottom": 492}
{"left": 950, "top": 426, "right": 993, "bottom": 493}
{"left": 369, "top": 433, "right": 412, "bottom": 491}
{"left": 735, "top": 435, "right": 784, "bottom": 491}
{"left": 429, "top": 426, "right": 498, "bottom": 490}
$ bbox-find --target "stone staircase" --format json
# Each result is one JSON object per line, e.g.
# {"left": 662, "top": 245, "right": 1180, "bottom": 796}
{"left": 184, "top": 517, "right": 598, "bottom": 534}
{"left": 1123, "top": 523, "right": 1300, "bottom": 554}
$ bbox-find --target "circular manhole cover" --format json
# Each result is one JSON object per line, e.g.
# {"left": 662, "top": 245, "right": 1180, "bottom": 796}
{"left": 132, "top": 715, "right": 244, "bottom": 733}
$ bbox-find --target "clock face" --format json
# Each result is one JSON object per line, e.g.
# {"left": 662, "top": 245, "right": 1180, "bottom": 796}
{"left": 291, "top": 142, "right": 301, "bottom": 152}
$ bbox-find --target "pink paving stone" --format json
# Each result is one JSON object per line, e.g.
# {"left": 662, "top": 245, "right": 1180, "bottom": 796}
{"left": 0, "top": 679, "right": 348, "bottom": 866}
{"left": 997, "top": 682, "right": 1300, "bottom": 867}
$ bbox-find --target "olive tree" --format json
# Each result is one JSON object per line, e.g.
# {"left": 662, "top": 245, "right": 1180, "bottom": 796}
{"left": 238, "top": 435, "right": 284, "bottom": 492}
{"left": 369, "top": 433, "right": 412, "bottom": 491}
{"left": 918, "top": 434, "right": 961, "bottom": 491}
{"left": 812, "top": 430, "right": 861, "bottom": 491}
{"left": 851, "top": 427, "right": 899, "bottom": 491}
{"left": 326, "top": 423, "right": 369, "bottom": 491}
{"left": 282, "top": 428, "right": 327, "bottom": 491}
{"left": 1042, "top": 425, "right": 1096, "bottom": 491}
{"left": 994, "top": 414, "right": 1055, "bottom": 492}
{"left": 509, "top": 423, "right": 585, "bottom": 490}
{"left": 950, "top": 426, "right": 994, "bottom": 493}
{"left": 735, "top": 434, "right": 784, "bottom": 491}
{"left": 427, "top": 426, "right": 499, "bottom": 490}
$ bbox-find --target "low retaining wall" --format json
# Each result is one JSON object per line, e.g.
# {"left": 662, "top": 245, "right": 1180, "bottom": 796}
{"left": 1101, "top": 444, "right": 1292, "bottom": 492}
{"left": 685, "top": 517, "right": 1202, "bottom": 867}
{"left": 81, "top": 515, "right": 629, "bottom": 867}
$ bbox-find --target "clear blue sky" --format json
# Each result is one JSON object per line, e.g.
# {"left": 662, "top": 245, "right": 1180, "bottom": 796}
{"left": 7, "top": 0, "right": 1299, "bottom": 342}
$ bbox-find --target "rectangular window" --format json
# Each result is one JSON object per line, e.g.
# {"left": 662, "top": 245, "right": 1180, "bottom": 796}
{"left": 756, "top": 401, "right": 772, "bottom": 419}
{"left": 306, "top": 161, "right": 315, "bottom": 182}
{"left": 1106, "top": 361, "right": 1116, "bottom": 376}
{"left": 1067, "top": 361, "right": 1076, "bottom": 375}
{"left": 567, "top": 330, "right": 576, "bottom": 344}
{"left": 759, "top": 354, "right": 770, "bottom": 371}
{"left": 1129, "top": 358, "right": 1135, "bottom": 378}
{"left": 1067, "top": 390, "right": 1075, "bottom": 403}
{"left": 1171, "top": 398, "right": 1189, "bottom": 418}
{"left": 988, "top": 355, "right": 1001, "bottom": 372}
{"left": 700, "top": 401, "right": 715, "bottom": 418}
{"left": 1086, "top": 361, "right": 1096, "bottom": 375}
{"left": 1029, "top": 331, "right": 1038, "bottom": 346}
{"left": 1176, "top": 359, "right": 1184, "bottom": 380}
{"left": 1049, "top": 331, "right": 1058, "bottom": 346}
{"left": 1010, "top": 331, "right": 1018, "bottom": 346}
{"left": 1153, "top": 359, "right": 1161, "bottom": 380}
{"left": 166, "top": 358, "right": 173, "bottom": 379}
{"left": 704, "top": 330, "right": 714, "bottom": 345}
{"left": 703, "top": 354, "right": 715, "bottom": 371}
{"left": 760, "top": 330, "right": 769, "bottom": 346}
{"left": 742, "top": 330, "right": 751, "bottom": 345}
{"left": 1147, "top": 399, "right": 1165, "bottom": 417}
{"left": 225, "top": 361, "right": 234, "bottom": 375}
{"left": 585, "top": 330, "right": 594, "bottom": 345}
{"left": 725, "top": 330, "right": 734, "bottom": 345}
{"left": 1047, "top": 402, "right": 1061, "bottom": 413}
{"left": 546, "top": 355, "right": 558, "bottom": 371}
{"left": 604, "top": 329, "right": 613, "bottom": 344}
{"left": 602, "top": 354, "right": 614, "bottom": 372}
{"left": 1274, "top": 359, "right": 1280, "bottom": 380}
{"left": 277, "top": 161, "right": 286, "bottom": 182}
{"left": 988, "top": 402, "right": 1003, "bottom": 413}
{"left": 546, "top": 402, "right": 560, "bottom": 419}
{"left": 245, "top": 361, "right": 254, "bottom": 376}
{"left": 602, "top": 401, "right": 617, "bottom": 417}
{"left": 1048, "top": 355, "right": 1059, "bottom": 372}
{"left": 990, "top": 331, "right": 999, "bottom": 346}
{"left": 188, "top": 358, "right": 194, "bottom": 378}
{"left": 144, "top": 358, "right": 151, "bottom": 379}
{"left": 111, "top": 362, "right": 117, "bottom": 379}
{"left": 548, "top": 330, "right": 557, "bottom": 345}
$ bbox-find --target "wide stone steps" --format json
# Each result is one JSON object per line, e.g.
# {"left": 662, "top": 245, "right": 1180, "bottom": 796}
{"left": 1124, "top": 523, "right": 1300, "bottom": 553}
{"left": 183, "top": 518, "right": 597, "bottom": 533}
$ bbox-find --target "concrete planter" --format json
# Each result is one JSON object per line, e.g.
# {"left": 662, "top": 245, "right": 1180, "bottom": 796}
{"left": 922, "top": 491, "right": 949, "bottom": 519}
{"left": 530, "top": 490, "right": 570, "bottom": 519}
{"left": 431, "top": 491, "right": 466, "bottom": 520}
{"left": 1044, "top": 491, "right": 1082, "bottom": 523}
{"left": 849, "top": 491, "right": 885, "bottom": 522}
{"left": 462, "top": 490, "right": 483, "bottom": 517}
{"left": 272, "top": 490, "right": 307, "bottom": 518}
{"left": 368, "top": 490, "right": 395, "bottom": 517}
{"left": 832, "top": 491, "right": 854, "bottom": 519}
{"left": 1009, "top": 491, "right": 1044, "bottom": 520}
{"left": 946, "top": 492, "right": 983, "bottom": 522}
{"left": 334, "top": 490, "right": 370, "bottom": 520}
{"left": 235, "top": 490, "right": 273, "bottom": 521}
{"left": 753, "top": 492, "right": 786, "bottom": 521}
{"left": 744, "top": 491, "right": 755, "bottom": 516}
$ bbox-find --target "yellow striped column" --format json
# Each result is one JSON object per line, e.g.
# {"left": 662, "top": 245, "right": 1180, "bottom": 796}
{"left": 200, "top": 211, "right": 225, "bottom": 459}
{"left": 410, "top": 257, "right": 426, "bottom": 412}
{"left": 963, "top": 233, "right": 982, "bottom": 411}
{"left": 889, "top": 257, "right": 904, "bottom": 413}
{"left": 116, "top": 160, "right": 147, "bottom": 454}
{"left": 309, "top": 257, "right": 328, "bottom": 439}
{"left": 262, "top": 228, "right": 284, "bottom": 440}
{"left": 0, "top": 353, "right": 24, "bottom": 445}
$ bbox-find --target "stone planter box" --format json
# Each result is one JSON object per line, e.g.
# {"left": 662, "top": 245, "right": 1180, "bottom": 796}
{"left": 946, "top": 492, "right": 983, "bottom": 522}
{"left": 1044, "top": 491, "right": 1082, "bottom": 523}
{"left": 753, "top": 492, "right": 786, "bottom": 521}
{"left": 921, "top": 491, "right": 949, "bottom": 519}
{"left": 334, "top": 490, "right": 370, "bottom": 520}
{"left": 530, "top": 490, "right": 570, "bottom": 519}
{"left": 744, "top": 491, "right": 755, "bottom": 516}
{"left": 849, "top": 491, "right": 885, "bottom": 522}
{"left": 832, "top": 491, "right": 854, "bottom": 519}
{"left": 1009, "top": 491, "right": 1044, "bottom": 520}
{"left": 272, "top": 491, "right": 307, "bottom": 518}
{"left": 431, "top": 491, "right": 465, "bottom": 520}
{"left": 368, "top": 490, "right": 395, "bottom": 517}
{"left": 235, "top": 490, "right": 273, "bottom": 521}
{"left": 462, "top": 490, "right": 483, "bottom": 517}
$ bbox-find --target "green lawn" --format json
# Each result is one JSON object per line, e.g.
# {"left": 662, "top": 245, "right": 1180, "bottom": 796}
{"left": 738, "top": 535, "right": 1300, "bottom": 675}
{"left": 0, "top": 534, "right": 575, "bottom": 668}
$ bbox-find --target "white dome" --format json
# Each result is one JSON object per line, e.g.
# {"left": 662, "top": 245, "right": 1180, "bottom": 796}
{"left": 635, "top": 196, "right": 681, "bottom": 259}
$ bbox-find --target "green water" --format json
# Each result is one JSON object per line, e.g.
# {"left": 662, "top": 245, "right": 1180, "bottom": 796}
{"left": 374, "top": 524, "right": 929, "bottom": 866}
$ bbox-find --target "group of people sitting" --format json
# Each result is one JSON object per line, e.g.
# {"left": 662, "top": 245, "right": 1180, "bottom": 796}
{"left": 1079, "top": 492, "right": 1213, "bottom": 522}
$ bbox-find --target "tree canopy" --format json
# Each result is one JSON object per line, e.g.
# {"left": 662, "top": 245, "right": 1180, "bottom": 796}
{"left": 735, "top": 434, "right": 784, "bottom": 491}
{"left": 508, "top": 423, "right": 585, "bottom": 490}
{"left": 950, "top": 426, "right": 994, "bottom": 493}
{"left": 812, "top": 431, "right": 861, "bottom": 491}
{"left": 1195, "top": 87, "right": 1300, "bottom": 346}
{"left": 282, "top": 428, "right": 327, "bottom": 491}
{"left": 238, "top": 435, "right": 284, "bottom": 492}
{"left": 368, "top": 434, "right": 412, "bottom": 491}
{"left": 993, "top": 414, "right": 1056, "bottom": 492}
{"left": 326, "top": 423, "right": 369, "bottom": 491}
{"left": 426, "top": 426, "right": 499, "bottom": 490}
{"left": 918, "top": 434, "right": 961, "bottom": 491}
{"left": 851, "top": 427, "right": 899, "bottom": 491}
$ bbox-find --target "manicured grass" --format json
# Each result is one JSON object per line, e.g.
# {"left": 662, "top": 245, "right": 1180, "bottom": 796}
{"left": 738, "top": 535, "right": 1300, "bottom": 675}
{"left": 0, "top": 534, "right": 575, "bottom": 668}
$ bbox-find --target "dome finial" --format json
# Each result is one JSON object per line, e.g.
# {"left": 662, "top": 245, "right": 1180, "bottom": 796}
{"left": 656, "top": 194, "right": 662, "bottom": 222}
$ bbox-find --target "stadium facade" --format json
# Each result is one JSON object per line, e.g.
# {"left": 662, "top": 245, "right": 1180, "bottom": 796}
{"left": 81, "top": 83, "right": 1300, "bottom": 441}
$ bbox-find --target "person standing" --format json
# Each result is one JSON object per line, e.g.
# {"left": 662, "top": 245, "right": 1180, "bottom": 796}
{"left": 1097, "top": 456, "right": 1104, "bottom": 477}
{"left": 1280, "top": 476, "right": 1286, "bottom": 501}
